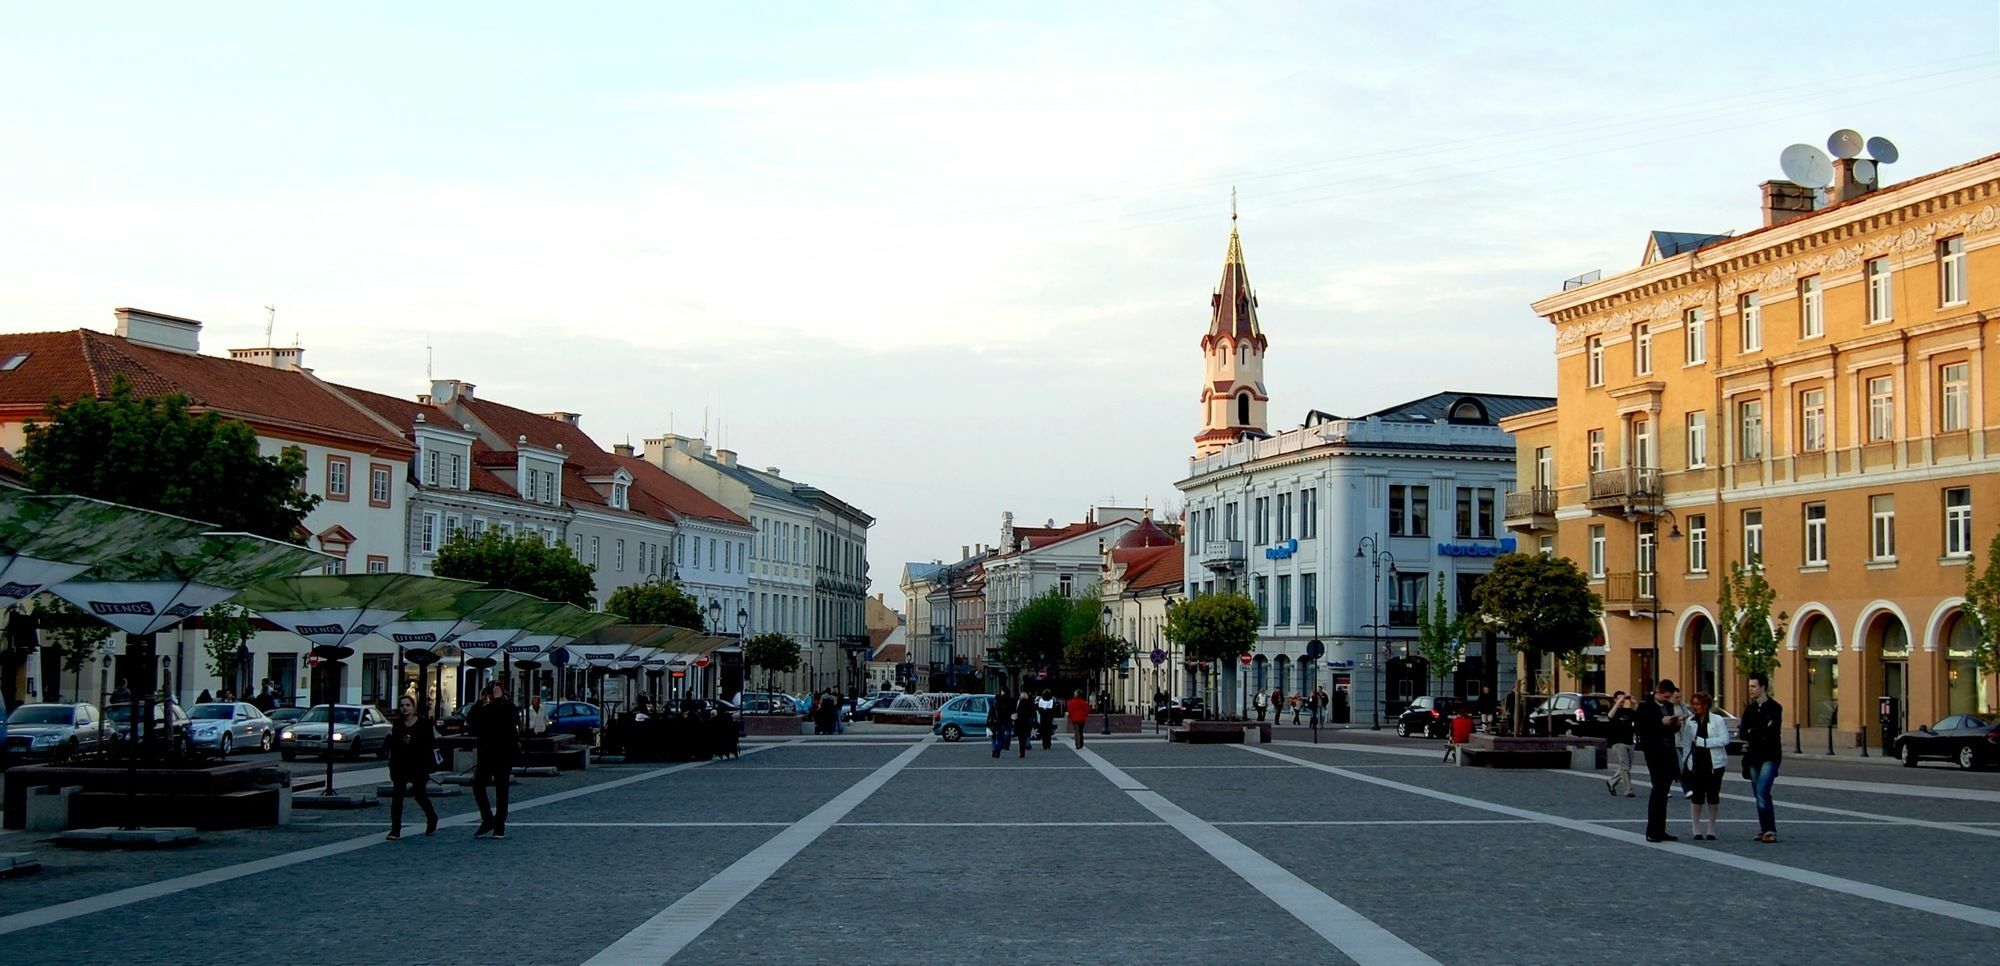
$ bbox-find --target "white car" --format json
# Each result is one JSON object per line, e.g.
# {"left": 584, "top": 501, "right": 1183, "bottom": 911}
{"left": 186, "top": 702, "right": 276, "bottom": 757}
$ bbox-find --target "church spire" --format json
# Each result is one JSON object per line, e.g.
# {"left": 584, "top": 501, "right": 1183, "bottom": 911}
{"left": 1209, "top": 193, "right": 1261, "bottom": 343}
{"left": 1194, "top": 202, "right": 1270, "bottom": 458}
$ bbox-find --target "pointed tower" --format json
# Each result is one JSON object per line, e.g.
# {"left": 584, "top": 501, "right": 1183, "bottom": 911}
{"left": 1194, "top": 207, "right": 1269, "bottom": 457}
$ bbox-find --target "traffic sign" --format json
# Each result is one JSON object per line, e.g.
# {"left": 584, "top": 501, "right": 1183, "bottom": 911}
{"left": 1238, "top": 652, "right": 1253, "bottom": 666}
{"left": 549, "top": 647, "right": 571, "bottom": 669}
{"left": 694, "top": 656, "right": 711, "bottom": 668}
{"left": 1149, "top": 648, "right": 1166, "bottom": 667}
{"left": 1305, "top": 639, "right": 1325, "bottom": 660}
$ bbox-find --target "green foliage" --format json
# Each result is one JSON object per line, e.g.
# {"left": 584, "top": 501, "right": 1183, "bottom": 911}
{"left": 1063, "top": 627, "right": 1133, "bottom": 674}
{"left": 744, "top": 632, "right": 800, "bottom": 675}
{"left": 432, "top": 529, "right": 596, "bottom": 607}
{"left": 605, "top": 580, "right": 704, "bottom": 628}
{"left": 1414, "top": 573, "right": 1467, "bottom": 691}
{"left": 1163, "top": 592, "right": 1260, "bottom": 664}
{"left": 20, "top": 376, "right": 320, "bottom": 541}
{"left": 1719, "top": 557, "right": 1786, "bottom": 678}
{"left": 1002, "top": 588, "right": 1098, "bottom": 671}
{"left": 1963, "top": 530, "right": 2000, "bottom": 680}
{"left": 1471, "top": 553, "right": 1601, "bottom": 662}
{"left": 199, "top": 603, "right": 259, "bottom": 682}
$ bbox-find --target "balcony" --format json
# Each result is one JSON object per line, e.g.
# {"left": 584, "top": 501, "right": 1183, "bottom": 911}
{"left": 1601, "top": 571, "right": 1659, "bottom": 615}
{"left": 1199, "top": 540, "right": 1246, "bottom": 573}
{"left": 1503, "top": 487, "right": 1557, "bottom": 532}
{"left": 1585, "top": 467, "right": 1662, "bottom": 512}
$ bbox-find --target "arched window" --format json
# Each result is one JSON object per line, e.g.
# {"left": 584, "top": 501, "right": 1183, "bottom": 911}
{"left": 1237, "top": 392, "right": 1252, "bottom": 426}
{"left": 1238, "top": 344, "right": 1247, "bottom": 367}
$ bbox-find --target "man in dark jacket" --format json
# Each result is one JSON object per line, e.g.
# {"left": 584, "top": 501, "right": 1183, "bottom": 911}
{"left": 1740, "top": 672, "right": 1784, "bottom": 843}
{"left": 469, "top": 682, "right": 520, "bottom": 839}
{"left": 987, "top": 690, "right": 1014, "bottom": 759}
{"left": 1635, "top": 679, "right": 1683, "bottom": 842}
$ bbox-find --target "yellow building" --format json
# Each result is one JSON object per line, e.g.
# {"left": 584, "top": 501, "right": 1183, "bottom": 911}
{"left": 1506, "top": 147, "right": 2000, "bottom": 745}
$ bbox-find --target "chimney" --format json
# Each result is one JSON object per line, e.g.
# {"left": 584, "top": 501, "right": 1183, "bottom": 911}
{"left": 764, "top": 466, "right": 781, "bottom": 476}
{"left": 430, "top": 380, "right": 473, "bottom": 404}
{"left": 716, "top": 448, "right": 738, "bottom": 468}
{"left": 1760, "top": 180, "right": 1817, "bottom": 227}
{"left": 961, "top": 545, "right": 969, "bottom": 560}
{"left": 1830, "top": 158, "right": 1872, "bottom": 205}
{"left": 612, "top": 442, "right": 635, "bottom": 458}
{"left": 542, "top": 412, "right": 582, "bottom": 427}
{"left": 113, "top": 308, "right": 201, "bottom": 354}
{"left": 228, "top": 345, "right": 305, "bottom": 370}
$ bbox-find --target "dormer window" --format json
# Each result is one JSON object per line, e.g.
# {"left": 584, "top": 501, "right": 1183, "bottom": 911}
{"left": 612, "top": 483, "right": 628, "bottom": 509}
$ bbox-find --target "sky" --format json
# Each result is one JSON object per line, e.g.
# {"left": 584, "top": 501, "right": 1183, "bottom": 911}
{"left": 3, "top": 2, "right": 1998, "bottom": 609}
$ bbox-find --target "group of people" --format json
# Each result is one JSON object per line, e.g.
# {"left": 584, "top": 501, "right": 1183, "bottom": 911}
{"left": 1250, "top": 686, "right": 1333, "bottom": 724}
{"left": 1602, "top": 673, "right": 1784, "bottom": 844}
{"left": 986, "top": 689, "right": 1094, "bottom": 757}
{"left": 377, "top": 680, "right": 529, "bottom": 842}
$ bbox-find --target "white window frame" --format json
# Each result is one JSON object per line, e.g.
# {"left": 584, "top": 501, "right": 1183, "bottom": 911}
{"left": 326, "top": 457, "right": 349, "bottom": 498}
{"left": 1588, "top": 525, "right": 1606, "bottom": 579}
{"left": 1684, "top": 308, "right": 1706, "bottom": 365}
{"left": 1939, "top": 236, "right": 1966, "bottom": 305}
{"left": 1799, "top": 276, "right": 1823, "bottom": 339}
{"left": 1739, "top": 293, "right": 1762, "bottom": 352}
{"left": 1870, "top": 494, "right": 1896, "bottom": 562}
{"left": 1867, "top": 375, "right": 1895, "bottom": 442}
{"left": 1743, "top": 509, "right": 1764, "bottom": 567}
{"left": 1687, "top": 515, "right": 1707, "bottom": 574}
{"left": 1535, "top": 446, "right": 1553, "bottom": 488}
{"left": 1803, "top": 503, "right": 1828, "bottom": 567}
{"left": 1868, "top": 257, "right": 1893, "bottom": 323}
{"left": 615, "top": 539, "right": 625, "bottom": 572}
{"left": 1739, "top": 399, "right": 1763, "bottom": 460}
{"left": 420, "top": 511, "right": 438, "bottom": 554}
{"left": 1586, "top": 336, "right": 1604, "bottom": 387}
{"left": 591, "top": 535, "right": 601, "bottom": 568}
{"left": 1945, "top": 487, "right": 1973, "bottom": 559}
{"left": 1799, "top": 388, "right": 1826, "bottom": 452}
{"left": 1633, "top": 418, "right": 1653, "bottom": 469}
{"left": 1637, "top": 523, "right": 1656, "bottom": 599}
{"left": 1941, "top": 362, "right": 1970, "bottom": 432}
{"left": 1686, "top": 411, "right": 1707, "bottom": 468}
{"left": 1634, "top": 323, "right": 1652, "bottom": 376}
{"left": 1587, "top": 429, "right": 1606, "bottom": 473}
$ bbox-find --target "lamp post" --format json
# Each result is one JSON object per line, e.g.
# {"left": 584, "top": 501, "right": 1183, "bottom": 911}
{"left": 1099, "top": 606, "right": 1114, "bottom": 735}
{"left": 1355, "top": 534, "right": 1396, "bottom": 731}
{"left": 1632, "top": 504, "right": 1682, "bottom": 693}
{"left": 704, "top": 600, "right": 722, "bottom": 705}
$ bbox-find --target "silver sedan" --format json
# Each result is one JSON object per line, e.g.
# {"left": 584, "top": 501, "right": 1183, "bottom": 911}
{"left": 186, "top": 702, "right": 276, "bottom": 757}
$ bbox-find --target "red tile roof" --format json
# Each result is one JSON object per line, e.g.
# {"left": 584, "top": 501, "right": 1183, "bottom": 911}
{"left": 327, "top": 383, "right": 519, "bottom": 498}
{"left": 0, "top": 448, "right": 25, "bottom": 485}
{"left": 458, "top": 397, "right": 622, "bottom": 476}
{"left": 0, "top": 330, "right": 413, "bottom": 453}
{"left": 1115, "top": 544, "right": 1184, "bottom": 591}
{"left": 612, "top": 454, "right": 749, "bottom": 527}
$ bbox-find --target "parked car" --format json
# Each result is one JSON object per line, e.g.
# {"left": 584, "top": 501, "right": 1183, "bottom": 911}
{"left": 2, "top": 703, "right": 106, "bottom": 764}
{"left": 1396, "top": 696, "right": 1469, "bottom": 738}
{"left": 1167, "top": 696, "right": 1208, "bottom": 724}
{"left": 547, "top": 701, "right": 603, "bottom": 744}
{"left": 1893, "top": 714, "right": 2000, "bottom": 770}
{"left": 277, "top": 704, "right": 393, "bottom": 760}
{"left": 855, "top": 691, "right": 905, "bottom": 720}
{"left": 186, "top": 702, "right": 276, "bottom": 757}
{"left": 1528, "top": 692, "right": 1615, "bottom": 737}
{"left": 104, "top": 701, "right": 193, "bottom": 759}
{"left": 733, "top": 691, "right": 802, "bottom": 716}
{"left": 931, "top": 693, "right": 993, "bottom": 741}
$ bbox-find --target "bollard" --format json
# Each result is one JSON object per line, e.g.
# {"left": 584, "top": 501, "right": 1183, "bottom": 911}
{"left": 1793, "top": 723, "right": 1802, "bottom": 755}
{"left": 1826, "top": 724, "right": 1834, "bottom": 756}
{"left": 1858, "top": 729, "right": 1868, "bottom": 757}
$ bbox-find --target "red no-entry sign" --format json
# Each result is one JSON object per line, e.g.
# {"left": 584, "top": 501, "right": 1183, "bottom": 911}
{"left": 1238, "top": 653, "right": 1253, "bottom": 666}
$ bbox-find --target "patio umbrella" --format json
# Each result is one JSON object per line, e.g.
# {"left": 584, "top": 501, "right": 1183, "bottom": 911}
{"left": 0, "top": 492, "right": 212, "bottom": 612}
{"left": 371, "top": 589, "right": 546, "bottom": 718}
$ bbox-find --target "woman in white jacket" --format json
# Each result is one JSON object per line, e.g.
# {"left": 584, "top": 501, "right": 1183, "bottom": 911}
{"left": 1680, "top": 691, "right": 1730, "bottom": 840}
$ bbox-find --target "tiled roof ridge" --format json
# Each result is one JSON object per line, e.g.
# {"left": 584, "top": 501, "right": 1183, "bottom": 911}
{"left": 78, "top": 330, "right": 180, "bottom": 402}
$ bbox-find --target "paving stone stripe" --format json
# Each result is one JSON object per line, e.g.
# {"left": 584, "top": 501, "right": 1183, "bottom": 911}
{"left": 583, "top": 738, "right": 932, "bottom": 965}
{"left": 0, "top": 743, "right": 788, "bottom": 938}
{"left": 1242, "top": 744, "right": 2000, "bottom": 932}
{"left": 1073, "top": 744, "right": 1441, "bottom": 966}
{"left": 1545, "top": 767, "right": 2000, "bottom": 839}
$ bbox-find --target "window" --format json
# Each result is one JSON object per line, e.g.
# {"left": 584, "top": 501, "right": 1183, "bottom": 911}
{"left": 1868, "top": 257, "right": 1893, "bottom": 323}
{"left": 1940, "top": 362, "right": 1970, "bottom": 432}
{"left": 322, "top": 557, "right": 346, "bottom": 576}
{"left": 1387, "top": 484, "right": 1429, "bottom": 537}
{"left": 1276, "top": 492, "right": 1292, "bottom": 541}
{"left": 1538, "top": 535, "right": 1554, "bottom": 555}
{"left": 1684, "top": 308, "right": 1706, "bottom": 364}
{"left": 449, "top": 454, "right": 463, "bottom": 490}
{"left": 526, "top": 468, "right": 539, "bottom": 502}
{"left": 1637, "top": 522, "right": 1656, "bottom": 599}
{"left": 1300, "top": 573, "right": 1317, "bottom": 625}
{"left": 1799, "top": 276, "right": 1823, "bottom": 338}
{"left": 1738, "top": 294, "right": 1762, "bottom": 352}
{"left": 1060, "top": 573, "right": 1076, "bottom": 598}
{"left": 1588, "top": 526, "right": 1606, "bottom": 579}
{"left": 1455, "top": 487, "right": 1495, "bottom": 539}
{"left": 1633, "top": 419, "right": 1653, "bottom": 468}
{"left": 1277, "top": 574, "right": 1293, "bottom": 625}
{"left": 1803, "top": 503, "right": 1827, "bottom": 567}
{"left": 1945, "top": 487, "right": 1973, "bottom": 558}
{"left": 1587, "top": 429, "right": 1606, "bottom": 473}
{"left": 1685, "top": 412, "right": 1707, "bottom": 468}
{"left": 424, "top": 450, "right": 439, "bottom": 487}
{"left": 590, "top": 535, "right": 601, "bottom": 568}
{"left": 1586, "top": 336, "right": 1604, "bottom": 387}
{"left": 1634, "top": 323, "right": 1652, "bottom": 375}
{"left": 1742, "top": 509, "right": 1764, "bottom": 566}
{"left": 1799, "top": 389, "right": 1826, "bottom": 452}
{"left": 1252, "top": 575, "right": 1267, "bottom": 623}
{"left": 1868, "top": 375, "right": 1895, "bottom": 442}
{"left": 1738, "top": 400, "right": 1764, "bottom": 460}
{"left": 1687, "top": 514, "right": 1707, "bottom": 574}
{"left": 1534, "top": 446, "right": 1553, "bottom": 488}
{"left": 1939, "top": 236, "right": 1966, "bottom": 305}
{"left": 1870, "top": 494, "right": 1896, "bottom": 561}
{"left": 1254, "top": 497, "right": 1270, "bottom": 544}
{"left": 709, "top": 539, "right": 716, "bottom": 569}
{"left": 1299, "top": 488, "right": 1317, "bottom": 538}
{"left": 1237, "top": 392, "right": 1251, "bottom": 426}
{"left": 369, "top": 463, "right": 392, "bottom": 507}
{"left": 325, "top": 456, "right": 350, "bottom": 500}
{"left": 615, "top": 539, "right": 625, "bottom": 572}
{"left": 444, "top": 513, "right": 462, "bottom": 540}
{"left": 366, "top": 555, "right": 389, "bottom": 574}
{"left": 420, "top": 512, "right": 438, "bottom": 554}
{"left": 470, "top": 517, "right": 486, "bottom": 535}
{"left": 1390, "top": 573, "right": 1424, "bottom": 627}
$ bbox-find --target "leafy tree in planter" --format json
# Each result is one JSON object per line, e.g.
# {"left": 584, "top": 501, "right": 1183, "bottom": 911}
{"left": 605, "top": 580, "right": 704, "bottom": 629}
{"left": 744, "top": 632, "right": 801, "bottom": 711}
{"left": 1063, "top": 628, "right": 1133, "bottom": 698}
{"left": 433, "top": 529, "right": 596, "bottom": 608}
{"left": 20, "top": 376, "right": 319, "bottom": 541}
{"left": 1164, "top": 592, "right": 1259, "bottom": 711}
{"left": 1002, "top": 588, "right": 1099, "bottom": 682}
{"left": 1414, "top": 573, "right": 1468, "bottom": 695}
{"left": 1719, "top": 557, "right": 1786, "bottom": 682}
{"left": 1470, "top": 553, "right": 1600, "bottom": 733}
{"left": 1962, "top": 532, "right": 2000, "bottom": 711}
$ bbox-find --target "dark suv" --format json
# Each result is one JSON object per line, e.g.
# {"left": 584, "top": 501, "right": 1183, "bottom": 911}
{"left": 1396, "top": 695, "right": 1469, "bottom": 738}
{"left": 1528, "top": 692, "right": 1615, "bottom": 737}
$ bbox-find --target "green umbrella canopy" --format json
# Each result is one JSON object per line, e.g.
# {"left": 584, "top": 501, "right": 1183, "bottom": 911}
{"left": 44, "top": 529, "right": 334, "bottom": 637}
{"left": 569, "top": 623, "right": 684, "bottom": 649}
{"left": 455, "top": 599, "right": 572, "bottom": 659}
{"left": 0, "top": 493, "right": 215, "bottom": 606}
{"left": 370, "top": 588, "right": 549, "bottom": 652}
{"left": 235, "top": 573, "right": 479, "bottom": 648}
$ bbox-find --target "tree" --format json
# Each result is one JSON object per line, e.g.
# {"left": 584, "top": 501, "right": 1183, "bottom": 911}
{"left": 1063, "top": 628, "right": 1133, "bottom": 680}
{"left": 605, "top": 581, "right": 704, "bottom": 628}
{"left": 1719, "top": 558, "right": 1786, "bottom": 680}
{"left": 34, "top": 596, "right": 112, "bottom": 702}
{"left": 19, "top": 376, "right": 319, "bottom": 541}
{"left": 1962, "top": 531, "right": 2000, "bottom": 709}
{"left": 744, "top": 632, "right": 801, "bottom": 710}
{"left": 1002, "top": 588, "right": 1097, "bottom": 676}
{"left": 1471, "top": 553, "right": 1601, "bottom": 730}
{"left": 1414, "top": 573, "right": 1467, "bottom": 694}
{"left": 199, "top": 603, "right": 259, "bottom": 691}
{"left": 1164, "top": 593, "right": 1259, "bottom": 715}
{"left": 432, "top": 529, "right": 596, "bottom": 607}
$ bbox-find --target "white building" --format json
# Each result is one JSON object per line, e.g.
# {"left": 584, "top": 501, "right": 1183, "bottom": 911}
{"left": 1096, "top": 519, "right": 1184, "bottom": 713}
{"left": 981, "top": 508, "right": 1144, "bottom": 650}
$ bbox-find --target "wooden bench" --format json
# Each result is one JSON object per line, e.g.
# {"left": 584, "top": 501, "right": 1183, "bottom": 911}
{"left": 1168, "top": 721, "right": 1272, "bottom": 744}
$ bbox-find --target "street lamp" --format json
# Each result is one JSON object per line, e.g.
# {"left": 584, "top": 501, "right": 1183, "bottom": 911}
{"left": 1100, "top": 605, "right": 1114, "bottom": 735}
{"left": 1630, "top": 503, "right": 1682, "bottom": 693}
{"left": 1355, "top": 534, "right": 1396, "bottom": 731}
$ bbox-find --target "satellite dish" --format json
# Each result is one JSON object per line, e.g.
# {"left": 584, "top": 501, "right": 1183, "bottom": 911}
{"left": 1828, "top": 129, "right": 1865, "bottom": 159}
{"left": 1866, "top": 136, "right": 1899, "bottom": 164}
{"left": 1781, "top": 144, "right": 1834, "bottom": 189}
{"left": 1854, "top": 159, "right": 1877, "bottom": 184}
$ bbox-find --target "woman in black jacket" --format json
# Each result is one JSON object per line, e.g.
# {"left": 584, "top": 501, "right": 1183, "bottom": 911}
{"left": 1740, "top": 672, "right": 1784, "bottom": 843}
{"left": 1013, "top": 690, "right": 1038, "bottom": 758}
{"left": 386, "top": 695, "right": 439, "bottom": 840}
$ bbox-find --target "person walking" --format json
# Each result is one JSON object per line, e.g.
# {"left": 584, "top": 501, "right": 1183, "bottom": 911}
{"left": 385, "top": 695, "right": 438, "bottom": 840}
{"left": 1635, "top": 679, "right": 1683, "bottom": 842}
{"left": 1680, "top": 691, "right": 1730, "bottom": 841}
{"left": 526, "top": 695, "right": 548, "bottom": 736}
{"left": 1066, "top": 689, "right": 1091, "bottom": 749}
{"left": 1254, "top": 688, "right": 1268, "bottom": 722}
{"left": 1740, "top": 671, "right": 1784, "bottom": 843}
{"left": 1604, "top": 691, "right": 1637, "bottom": 797}
{"left": 1290, "top": 692, "right": 1302, "bottom": 724}
{"left": 469, "top": 682, "right": 519, "bottom": 840}
{"left": 1035, "top": 690, "right": 1058, "bottom": 750}
{"left": 988, "top": 690, "right": 1014, "bottom": 759}
{"left": 1013, "top": 689, "right": 1037, "bottom": 758}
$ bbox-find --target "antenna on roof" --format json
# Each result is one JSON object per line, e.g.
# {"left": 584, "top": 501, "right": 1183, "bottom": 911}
{"left": 263, "top": 304, "right": 276, "bottom": 347}
{"left": 425, "top": 339, "right": 433, "bottom": 380}
{"left": 1230, "top": 186, "right": 1237, "bottom": 223}
{"left": 1779, "top": 143, "right": 1834, "bottom": 191}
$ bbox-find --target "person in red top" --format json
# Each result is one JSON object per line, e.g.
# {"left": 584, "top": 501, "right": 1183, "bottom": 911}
{"left": 1065, "top": 690, "right": 1092, "bottom": 749}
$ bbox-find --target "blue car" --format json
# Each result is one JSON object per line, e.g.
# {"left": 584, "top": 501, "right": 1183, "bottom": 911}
{"left": 931, "top": 694, "right": 994, "bottom": 742}
{"left": 547, "top": 701, "right": 602, "bottom": 744}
